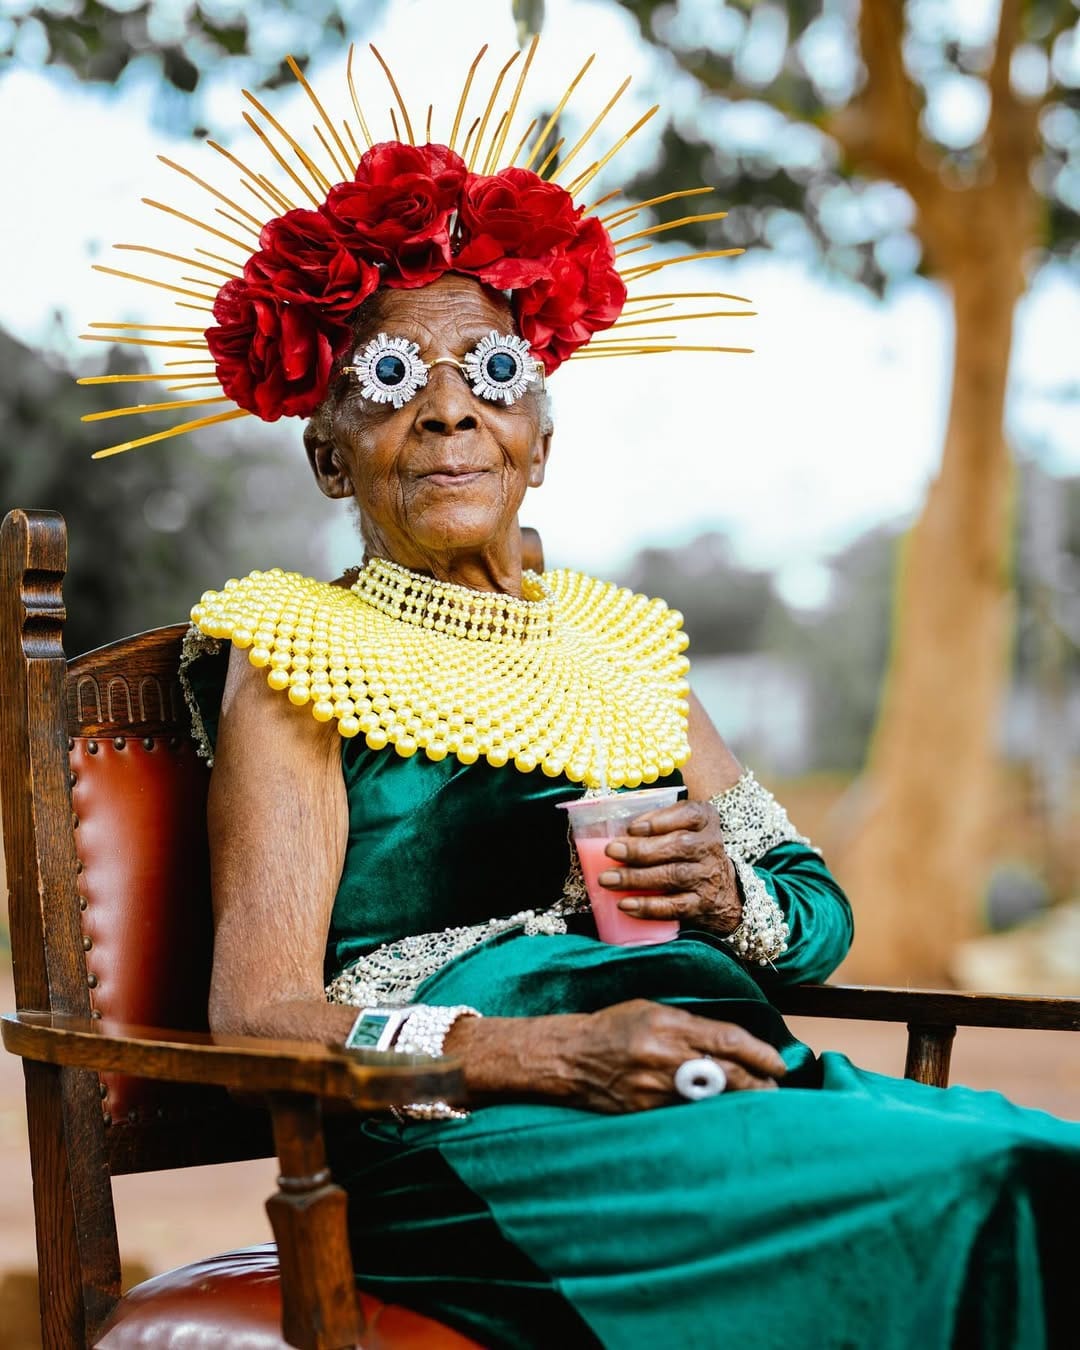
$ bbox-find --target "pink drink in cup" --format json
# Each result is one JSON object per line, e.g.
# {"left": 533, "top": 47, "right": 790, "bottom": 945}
{"left": 558, "top": 787, "right": 686, "bottom": 946}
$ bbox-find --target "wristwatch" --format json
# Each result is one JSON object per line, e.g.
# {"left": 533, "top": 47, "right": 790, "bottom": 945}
{"left": 344, "top": 1006, "right": 411, "bottom": 1052}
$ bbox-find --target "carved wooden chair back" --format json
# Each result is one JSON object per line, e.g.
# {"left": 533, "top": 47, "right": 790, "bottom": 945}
{"left": 0, "top": 509, "right": 275, "bottom": 1339}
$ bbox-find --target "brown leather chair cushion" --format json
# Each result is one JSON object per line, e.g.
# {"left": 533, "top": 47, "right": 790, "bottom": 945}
{"left": 71, "top": 735, "right": 215, "bottom": 1122}
{"left": 95, "top": 1243, "right": 483, "bottom": 1349}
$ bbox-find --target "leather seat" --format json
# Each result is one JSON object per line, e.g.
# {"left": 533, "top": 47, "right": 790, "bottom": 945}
{"left": 95, "top": 1243, "right": 482, "bottom": 1348}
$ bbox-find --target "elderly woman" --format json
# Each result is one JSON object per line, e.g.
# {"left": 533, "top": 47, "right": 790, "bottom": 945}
{"left": 89, "top": 48, "right": 1079, "bottom": 1350}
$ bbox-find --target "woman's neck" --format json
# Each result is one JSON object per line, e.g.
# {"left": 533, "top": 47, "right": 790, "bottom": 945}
{"left": 360, "top": 531, "right": 526, "bottom": 598}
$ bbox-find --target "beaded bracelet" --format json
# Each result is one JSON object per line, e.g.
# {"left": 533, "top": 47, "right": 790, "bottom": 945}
{"left": 710, "top": 768, "right": 812, "bottom": 865}
{"left": 393, "top": 1004, "right": 482, "bottom": 1121}
{"left": 722, "top": 849, "right": 790, "bottom": 966}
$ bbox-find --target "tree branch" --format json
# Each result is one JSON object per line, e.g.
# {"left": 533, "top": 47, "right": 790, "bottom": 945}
{"left": 985, "top": 0, "right": 1042, "bottom": 188}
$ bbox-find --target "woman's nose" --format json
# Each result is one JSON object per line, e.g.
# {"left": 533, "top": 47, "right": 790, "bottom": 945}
{"left": 413, "top": 362, "right": 478, "bottom": 434}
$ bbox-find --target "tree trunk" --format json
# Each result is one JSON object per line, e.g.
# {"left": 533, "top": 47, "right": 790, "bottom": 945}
{"left": 832, "top": 264, "right": 1020, "bottom": 985}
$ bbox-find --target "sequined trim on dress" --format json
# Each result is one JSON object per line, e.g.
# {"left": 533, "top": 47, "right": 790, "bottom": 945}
{"left": 179, "top": 623, "right": 223, "bottom": 766}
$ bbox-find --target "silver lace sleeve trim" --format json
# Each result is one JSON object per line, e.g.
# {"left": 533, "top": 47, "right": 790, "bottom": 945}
{"left": 325, "top": 854, "right": 590, "bottom": 1008}
{"left": 178, "top": 623, "right": 223, "bottom": 766}
{"left": 710, "top": 768, "right": 816, "bottom": 864}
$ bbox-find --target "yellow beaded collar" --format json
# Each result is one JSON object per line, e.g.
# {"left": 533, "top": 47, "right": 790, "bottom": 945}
{"left": 191, "top": 557, "right": 691, "bottom": 789}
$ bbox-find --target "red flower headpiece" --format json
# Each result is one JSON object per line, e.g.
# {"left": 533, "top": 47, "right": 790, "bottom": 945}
{"left": 207, "top": 143, "right": 626, "bottom": 422}
{"left": 82, "top": 44, "right": 752, "bottom": 458}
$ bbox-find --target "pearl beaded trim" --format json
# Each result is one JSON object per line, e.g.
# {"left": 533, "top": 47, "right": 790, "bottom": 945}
{"left": 392, "top": 1004, "right": 481, "bottom": 1121}
{"left": 191, "top": 558, "right": 692, "bottom": 790}
{"left": 723, "top": 850, "right": 790, "bottom": 966}
{"left": 710, "top": 769, "right": 812, "bottom": 865}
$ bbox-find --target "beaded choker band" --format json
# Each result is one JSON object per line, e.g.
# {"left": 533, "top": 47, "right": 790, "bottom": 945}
{"left": 353, "top": 557, "right": 555, "bottom": 642}
{"left": 191, "top": 559, "right": 691, "bottom": 790}
{"left": 79, "top": 39, "right": 754, "bottom": 459}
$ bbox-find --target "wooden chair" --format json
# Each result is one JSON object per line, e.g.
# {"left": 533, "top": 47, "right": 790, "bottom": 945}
{"left": 2, "top": 506, "right": 1078, "bottom": 1349}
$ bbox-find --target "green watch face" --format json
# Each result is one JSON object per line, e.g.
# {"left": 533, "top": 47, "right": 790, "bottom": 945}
{"left": 347, "top": 1011, "right": 393, "bottom": 1049}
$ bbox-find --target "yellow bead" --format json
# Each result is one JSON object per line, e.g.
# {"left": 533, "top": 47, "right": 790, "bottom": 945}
{"left": 248, "top": 647, "right": 271, "bottom": 668}
{"left": 457, "top": 745, "right": 479, "bottom": 765}
{"left": 267, "top": 669, "right": 290, "bottom": 691}
{"left": 312, "top": 700, "right": 335, "bottom": 722}
{"left": 338, "top": 716, "right": 361, "bottom": 738}
{"left": 486, "top": 747, "right": 509, "bottom": 768}
{"left": 288, "top": 685, "right": 311, "bottom": 707}
{"left": 232, "top": 627, "right": 253, "bottom": 648}
{"left": 365, "top": 728, "right": 389, "bottom": 750}
{"left": 426, "top": 741, "right": 448, "bottom": 761}
{"left": 395, "top": 735, "right": 418, "bottom": 758}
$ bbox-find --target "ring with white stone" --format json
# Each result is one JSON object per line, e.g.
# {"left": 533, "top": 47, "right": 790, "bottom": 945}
{"left": 673, "top": 1057, "right": 727, "bottom": 1101}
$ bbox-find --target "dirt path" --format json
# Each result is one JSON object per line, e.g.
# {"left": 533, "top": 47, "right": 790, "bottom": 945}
{"left": 0, "top": 968, "right": 1076, "bottom": 1348}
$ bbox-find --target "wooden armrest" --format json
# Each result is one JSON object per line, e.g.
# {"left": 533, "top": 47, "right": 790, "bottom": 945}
{"left": 1, "top": 1010, "right": 465, "bottom": 1109}
{"left": 773, "top": 983, "right": 1080, "bottom": 1031}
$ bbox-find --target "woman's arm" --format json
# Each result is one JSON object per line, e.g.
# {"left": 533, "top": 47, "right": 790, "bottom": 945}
{"left": 207, "top": 644, "right": 357, "bottom": 1045}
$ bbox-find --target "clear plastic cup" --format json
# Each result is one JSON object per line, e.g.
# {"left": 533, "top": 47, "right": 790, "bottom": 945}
{"left": 558, "top": 787, "right": 686, "bottom": 946}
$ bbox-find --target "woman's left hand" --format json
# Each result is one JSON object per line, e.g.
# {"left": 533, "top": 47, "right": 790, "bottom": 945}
{"left": 597, "top": 800, "right": 742, "bottom": 934}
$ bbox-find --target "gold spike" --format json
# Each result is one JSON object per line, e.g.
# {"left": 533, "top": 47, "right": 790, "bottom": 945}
{"left": 344, "top": 120, "right": 362, "bottom": 166}
{"left": 614, "top": 242, "right": 653, "bottom": 260}
{"left": 548, "top": 75, "right": 630, "bottom": 183}
{"left": 569, "top": 344, "right": 752, "bottom": 358}
{"left": 599, "top": 187, "right": 712, "bottom": 224}
{"left": 174, "top": 302, "right": 216, "bottom": 314}
{"left": 468, "top": 49, "right": 519, "bottom": 172}
{"left": 165, "top": 380, "right": 224, "bottom": 392}
{"left": 157, "top": 155, "right": 264, "bottom": 228}
{"left": 314, "top": 125, "right": 348, "bottom": 183}
{"left": 581, "top": 187, "right": 622, "bottom": 215}
{"left": 88, "top": 322, "right": 206, "bottom": 332}
{"left": 489, "top": 31, "right": 538, "bottom": 170}
{"left": 507, "top": 117, "right": 537, "bottom": 167}
{"left": 607, "top": 301, "right": 671, "bottom": 318}
{"left": 389, "top": 108, "right": 401, "bottom": 141}
{"left": 521, "top": 54, "right": 595, "bottom": 171}
{"left": 624, "top": 289, "right": 754, "bottom": 305}
{"left": 142, "top": 198, "right": 251, "bottom": 252}
{"left": 620, "top": 248, "right": 744, "bottom": 279}
{"left": 207, "top": 141, "right": 294, "bottom": 213}
{"left": 92, "top": 408, "right": 250, "bottom": 459}
{"left": 77, "top": 372, "right": 212, "bottom": 385}
{"left": 609, "top": 310, "right": 755, "bottom": 330}
{"left": 80, "top": 334, "right": 208, "bottom": 350}
{"left": 461, "top": 116, "right": 483, "bottom": 166}
{"left": 214, "top": 208, "right": 261, "bottom": 239}
{"left": 239, "top": 178, "right": 281, "bottom": 216}
{"left": 425, "top": 104, "right": 433, "bottom": 143}
{"left": 586, "top": 333, "right": 678, "bottom": 344}
{"left": 481, "top": 112, "right": 509, "bottom": 175}
{"left": 113, "top": 244, "right": 236, "bottom": 281}
{"left": 195, "top": 245, "right": 248, "bottom": 270}
{"left": 565, "top": 104, "right": 659, "bottom": 196}
{"left": 242, "top": 98, "right": 329, "bottom": 202}
{"left": 83, "top": 394, "right": 230, "bottom": 423}
{"left": 370, "top": 44, "right": 415, "bottom": 145}
{"left": 92, "top": 264, "right": 219, "bottom": 303}
{"left": 287, "top": 54, "right": 353, "bottom": 172}
{"left": 165, "top": 359, "right": 217, "bottom": 366}
{"left": 449, "top": 45, "right": 488, "bottom": 153}
{"left": 243, "top": 88, "right": 333, "bottom": 193}
{"left": 346, "top": 45, "right": 374, "bottom": 149}
{"left": 535, "top": 136, "right": 565, "bottom": 179}
{"left": 611, "top": 211, "right": 728, "bottom": 247}
{"left": 257, "top": 174, "right": 297, "bottom": 212}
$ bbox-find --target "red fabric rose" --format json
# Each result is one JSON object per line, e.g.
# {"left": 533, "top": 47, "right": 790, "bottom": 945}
{"left": 245, "top": 208, "right": 379, "bottom": 316}
{"left": 454, "top": 168, "right": 582, "bottom": 288}
{"left": 512, "top": 216, "right": 626, "bottom": 372}
{"left": 207, "top": 278, "right": 350, "bottom": 421}
{"left": 322, "top": 141, "right": 466, "bottom": 288}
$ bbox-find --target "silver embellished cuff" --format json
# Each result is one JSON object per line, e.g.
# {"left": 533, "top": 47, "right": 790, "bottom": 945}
{"left": 393, "top": 1004, "right": 481, "bottom": 1121}
{"left": 710, "top": 769, "right": 813, "bottom": 865}
{"left": 723, "top": 849, "right": 789, "bottom": 966}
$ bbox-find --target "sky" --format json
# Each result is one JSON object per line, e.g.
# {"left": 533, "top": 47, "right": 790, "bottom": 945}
{"left": 1, "top": 0, "right": 1076, "bottom": 608}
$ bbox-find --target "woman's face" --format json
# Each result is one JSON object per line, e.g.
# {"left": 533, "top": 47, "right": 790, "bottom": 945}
{"left": 307, "top": 274, "right": 550, "bottom": 569}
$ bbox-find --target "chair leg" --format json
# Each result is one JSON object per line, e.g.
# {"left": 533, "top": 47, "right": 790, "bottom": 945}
{"left": 904, "top": 1023, "right": 957, "bottom": 1087}
{"left": 266, "top": 1093, "right": 362, "bottom": 1350}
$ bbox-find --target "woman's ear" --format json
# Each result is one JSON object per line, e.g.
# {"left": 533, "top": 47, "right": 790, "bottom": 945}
{"left": 528, "top": 427, "right": 552, "bottom": 489}
{"left": 304, "top": 422, "right": 355, "bottom": 500}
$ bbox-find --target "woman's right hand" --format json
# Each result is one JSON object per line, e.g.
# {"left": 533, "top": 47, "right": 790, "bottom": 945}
{"left": 448, "top": 999, "right": 787, "bottom": 1113}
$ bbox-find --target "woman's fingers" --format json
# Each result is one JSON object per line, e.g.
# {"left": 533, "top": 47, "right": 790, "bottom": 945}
{"left": 625, "top": 801, "right": 714, "bottom": 837}
{"left": 696, "top": 1021, "right": 787, "bottom": 1079}
{"left": 599, "top": 860, "right": 712, "bottom": 895}
{"left": 709, "top": 1060, "right": 780, "bottom": 1092}
{"left": 605, "top": 828, "right": 711, "bottom": 867}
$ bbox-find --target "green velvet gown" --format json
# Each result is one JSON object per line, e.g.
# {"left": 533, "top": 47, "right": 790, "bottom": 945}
{"left": 190, "top": 650, "right": 1080, "bottom": 1350}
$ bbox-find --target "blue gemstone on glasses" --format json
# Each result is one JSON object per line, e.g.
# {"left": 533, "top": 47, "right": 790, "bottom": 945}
{"left": 485, "top": 351, "right": 519, "bottom": 384}
{"left": 375, "top": 354, "right": 407, "bottom": 386}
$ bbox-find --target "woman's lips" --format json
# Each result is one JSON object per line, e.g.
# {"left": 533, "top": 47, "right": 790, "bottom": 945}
{"left": 418, "top": 468, "right": 489, "bottom": 487}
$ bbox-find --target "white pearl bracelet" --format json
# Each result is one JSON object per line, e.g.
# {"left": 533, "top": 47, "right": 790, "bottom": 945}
{"left": 723, "top": 848, "right": 789, "bottom": 966}
{"left": 710, "top": 769, "right": 812, "bottom": 865}
{"left": 393, "top": 1003, "right": 482, "bottom": 1121}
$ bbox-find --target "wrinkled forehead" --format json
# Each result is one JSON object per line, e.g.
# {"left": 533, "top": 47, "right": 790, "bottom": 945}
{"left": 351, "top": 274, "right": 517, "bottom": 353}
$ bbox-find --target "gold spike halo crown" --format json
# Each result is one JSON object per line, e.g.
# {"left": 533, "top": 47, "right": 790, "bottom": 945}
{"left": 80, "top": 39, "right": 755, "bottom": 459}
